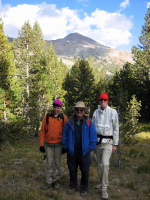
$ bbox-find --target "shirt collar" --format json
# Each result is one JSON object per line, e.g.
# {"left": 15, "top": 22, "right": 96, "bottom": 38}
{"left": 98, "top": 105, "right": 108, "bottom": 112}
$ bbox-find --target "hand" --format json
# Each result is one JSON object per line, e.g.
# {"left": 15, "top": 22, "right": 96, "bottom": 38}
{"left": 40, "top": 146, "right": 45, "bottom": 153}
{"left": 112, "top": 145, "right": 117, "bottom": 153}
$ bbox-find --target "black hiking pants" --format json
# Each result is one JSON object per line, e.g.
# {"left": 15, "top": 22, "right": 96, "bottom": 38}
{"left": 67, "top": 150, "right": 91, "bottom": 191}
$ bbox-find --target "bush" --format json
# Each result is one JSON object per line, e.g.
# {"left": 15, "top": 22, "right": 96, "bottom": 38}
{"left": 0, "top": 118, "right": 28, "bottom": 145}
{"left": 137, "top": 163, "right": 150, "bottom": 174}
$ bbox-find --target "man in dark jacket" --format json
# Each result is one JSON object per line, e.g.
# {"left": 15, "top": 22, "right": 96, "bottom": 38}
{"left": 62, "top": 101, "right": 97, "bottom": 197}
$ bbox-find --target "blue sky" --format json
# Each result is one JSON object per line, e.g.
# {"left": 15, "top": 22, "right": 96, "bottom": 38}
{"left": 0, "top": 0, "right": 149, "bottom": 50}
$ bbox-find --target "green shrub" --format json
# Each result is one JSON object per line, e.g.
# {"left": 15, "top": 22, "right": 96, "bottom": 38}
{"left": 126, "top": 181, "right": 137, "bottom": 190}
{"left": 129, "top": 147, "right": 136, "bottom": 155}
{"left": 0, "top": 119, "right": 28, "bottom": 145}
{"left": 137, "top": 163, "right": 150, "bottom": 174}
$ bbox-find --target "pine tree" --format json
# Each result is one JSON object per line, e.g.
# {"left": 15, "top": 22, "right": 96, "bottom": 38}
{"left": 0, "top": 19, "right": 20, "bottom": 123}
{"left": 132, "top": 8, "right": 150, "bottom": 121}
{"left": 120, "top": 95, "right": 141, "bottom": 145}
{"left": 42, "top": 42, "right": 68, "bottom": 104}
{"left": 41, "top": 42, "right": 60, "bottom": 104}
{"left": 13, "top": 21, "right": 48, "bottom": 135}
{"left": 13, "top": 21, "right": 35, "bottom": 110}
{"left": 108, "top": 62, "right": 138, "bottom": 118}
{"left": 63, "top": 58, "right": 96, "bottom": 117}
{"left": 0, "top": 19, "right": 23, "bottom": 143}
{"left": 27, "top": 21, "right": 47, "bottom": 135}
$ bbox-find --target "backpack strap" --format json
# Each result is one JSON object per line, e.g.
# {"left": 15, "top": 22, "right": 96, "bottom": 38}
{"left": 86, "top": 119, "right": 91, "bottom": 126}
{"left": 46, "top": 112, "right": 51, "bottom": 125}
{"left": 45, "top": 111, "right": 53, "bottom": 133}
{"left": 58, "top": 113, "right": 65, "bottom": 128}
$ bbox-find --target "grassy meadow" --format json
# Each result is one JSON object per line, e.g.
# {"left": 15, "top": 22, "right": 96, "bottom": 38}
{"left": 0, "top": 123, "right": 150, "bottom": 200}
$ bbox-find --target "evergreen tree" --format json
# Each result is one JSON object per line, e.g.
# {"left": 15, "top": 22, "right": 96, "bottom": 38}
{"left": 13, "top": 21, "right": 35, "bottom": 112}
{"left": 63, "top": 58, "right": 96, "bottom": 117}
{"left": 0, "top": 19, "right": 23, "bottom": 143}
{"left": 13, "top": 21, "right": 48, "bottom": 134}
{"left": 120, "top": 95, "right": 141, "bottom": 145}
{"left": 27, "top": 21, "right": 47, "bottom": 135}
{"left": 132, "top": 8, "right": 150, "bottom": 121}
{"left": 41, "top": 42, "right": 60, "bottom": 104}
{"left": 42, "top": 42, "right": 68, "bottom": 104}
{"left": 0, "top": 19, "right": 20, "bottom": 122}
{"left": 108, "top": 62, "right": 138, "bottom": 118}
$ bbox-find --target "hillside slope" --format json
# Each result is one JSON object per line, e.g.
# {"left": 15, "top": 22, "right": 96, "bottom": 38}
{"left": 9, "top": 32, "right": 134, "bottom": 73}
{"left": 46, "top": 32, "right": 134, "bottom": 72}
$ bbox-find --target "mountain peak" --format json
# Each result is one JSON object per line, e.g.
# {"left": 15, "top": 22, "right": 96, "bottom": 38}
{"left": 45, "top": 32, "right": 133, "bottom": 70}
{"left": 63, "top": 32, "right": 100, "bottom": 45}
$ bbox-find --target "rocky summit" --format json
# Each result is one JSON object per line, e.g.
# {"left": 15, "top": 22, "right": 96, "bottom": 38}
{"left": 46, "top": 32, "right": 134, "bottom": 72}
{"left": 9, "top": 32, "right": 134, "bottom": 74}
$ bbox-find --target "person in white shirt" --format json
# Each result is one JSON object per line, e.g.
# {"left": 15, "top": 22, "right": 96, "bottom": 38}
{"left": 92, "top": 92, "right": 119, "bottom": 199}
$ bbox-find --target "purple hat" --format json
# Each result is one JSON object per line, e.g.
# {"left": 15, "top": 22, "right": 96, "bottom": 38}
{"left": 53, "top": 99, "right": 63, "bottom": 107}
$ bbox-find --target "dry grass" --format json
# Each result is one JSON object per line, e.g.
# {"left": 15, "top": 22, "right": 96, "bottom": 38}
{"left": 0, "top": 130, "right": 150, "bottom": 200}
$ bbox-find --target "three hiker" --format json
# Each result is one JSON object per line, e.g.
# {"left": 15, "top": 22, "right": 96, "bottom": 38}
{"left": 39, "top": 99, "right": 67, "bottom": 190}
{"left": 39, "top": 96, "right": 119, "bottom": 199}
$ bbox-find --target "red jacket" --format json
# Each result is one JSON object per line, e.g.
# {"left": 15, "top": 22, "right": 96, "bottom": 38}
{"left": 39, "top": 114, "right": 67, "bottom": 146}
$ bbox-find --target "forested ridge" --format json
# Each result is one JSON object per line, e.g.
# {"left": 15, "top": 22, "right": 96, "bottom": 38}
{"left": 0, "top": 8, "right": 150, "bottom": 144}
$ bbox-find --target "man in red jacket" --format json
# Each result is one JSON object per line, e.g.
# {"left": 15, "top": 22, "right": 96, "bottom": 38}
{"left": 39, "top": 99, "right": 67, "bottom": 190}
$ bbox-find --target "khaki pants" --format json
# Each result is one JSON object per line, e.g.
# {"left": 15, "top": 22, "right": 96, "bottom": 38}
{"left": 45, "top": 143, "right": 62, "bottom": 184}
{"left": 95, "top": 140, "right": 113, "bottom": 191}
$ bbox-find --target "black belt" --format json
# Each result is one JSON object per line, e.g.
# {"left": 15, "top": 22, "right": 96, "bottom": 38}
{"left": 97, "top": 135, "right": 113, "bottom": 144}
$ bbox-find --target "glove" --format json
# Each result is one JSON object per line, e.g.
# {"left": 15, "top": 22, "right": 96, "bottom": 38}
{"left": 62, "top": 147, "right": 67, "bottom": 154}
{"left": 40, "top": 146, "right": 45, "bottom": 153}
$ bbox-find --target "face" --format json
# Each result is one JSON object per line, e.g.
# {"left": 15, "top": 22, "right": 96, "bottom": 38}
{"left": 75, "top": 107, "right": 85, "bottom": 119}
{"left": 99, "top": 99, "right": 108, "bottom": 109}
{"left": 53, "top": 106, "right": 62, "bottom": 115}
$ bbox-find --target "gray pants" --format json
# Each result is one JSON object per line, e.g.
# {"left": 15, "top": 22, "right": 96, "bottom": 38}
{"left": 45, "top": 143, "right": 62, "bottom": 184}
{"left": 95, "top": 140, "right": 113, "bottom": 191}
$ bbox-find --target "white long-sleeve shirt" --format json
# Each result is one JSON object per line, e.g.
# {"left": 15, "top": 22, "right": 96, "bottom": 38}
{"left": 92, "top": 105, "right": 119, "bottom": 145}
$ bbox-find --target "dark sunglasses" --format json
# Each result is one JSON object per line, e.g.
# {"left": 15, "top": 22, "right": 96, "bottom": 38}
{"left": 99, "top": 99, "right": 108, "bottom": 102}
{"left": 75, "top": 108, "right": 85, "bottom": 112}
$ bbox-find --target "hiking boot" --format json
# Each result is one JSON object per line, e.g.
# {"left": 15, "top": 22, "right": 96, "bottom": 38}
{"left": 101, "top": 190, "right": 108, "bottom": 199}
{"left": 80, "top": 190, "right": 88, "bottom": 197}
{"left": 67, "top": 187, "right": 76, "bottom": 194}
{"left": 94, "top": 184, "right": 102, "bottom": 189}
{"left": 53, "top": 180, "right": 60, "bottom": 190}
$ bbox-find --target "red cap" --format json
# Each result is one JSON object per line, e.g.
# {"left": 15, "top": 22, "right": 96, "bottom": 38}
{"left": 98, "top": 92, "right": 109, "bottom": 100}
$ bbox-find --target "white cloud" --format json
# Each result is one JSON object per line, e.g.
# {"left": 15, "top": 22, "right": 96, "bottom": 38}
{"left": 79, "top": 9, "right": 132, "bottom": 48}
{"left": 120, "top": 0, "right": 130, "bottom": 9}
{"left": 0, "top": 2, "right": 133, "bottom": 49}
{"left": 147, "top": 2, "right": 150, "bottom": 8}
